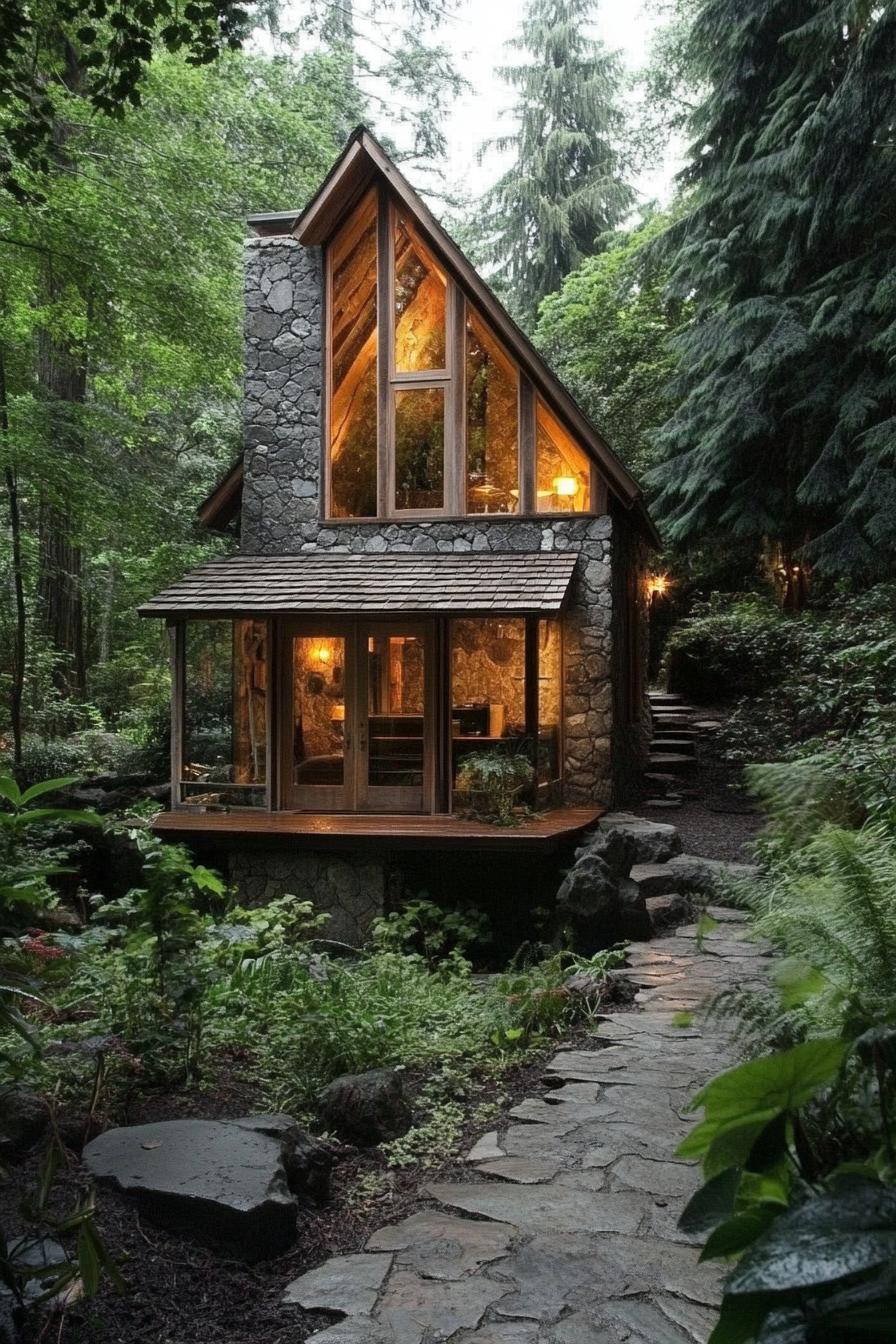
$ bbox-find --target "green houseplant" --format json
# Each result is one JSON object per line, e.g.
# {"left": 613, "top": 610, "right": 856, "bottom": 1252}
{"left": 454, "top": 750, "right": 535, "bottom": 826}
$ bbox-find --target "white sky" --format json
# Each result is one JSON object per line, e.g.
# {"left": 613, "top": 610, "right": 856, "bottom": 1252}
{"left": 437, "top": 0, "right": 679, "bottom": 207}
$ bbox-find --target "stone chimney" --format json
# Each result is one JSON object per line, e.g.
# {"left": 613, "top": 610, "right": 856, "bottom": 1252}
{"left": 241, "top": 237, "right": 324, "bottom": 554}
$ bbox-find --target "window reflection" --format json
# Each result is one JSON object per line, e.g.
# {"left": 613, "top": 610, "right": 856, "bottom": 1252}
{"left": 395, "top": 387, "right": 445, "bottom": 511}
{"left": 394, "top": 214, "right": 447, "bottom": 372}
{"left": 330, "top": 190, "right": 378, "bottom": 518}
{"left": 181, "top": 620, "right": 267, "bottom": 807}
{"left": 466, "top": 313, "right": 519, "bottom": 513}
{"left": 538, "top": 619, "right": 562, "bottom": 785}
{"left": 450, "top": 618, "right": 527, "bottom": 783}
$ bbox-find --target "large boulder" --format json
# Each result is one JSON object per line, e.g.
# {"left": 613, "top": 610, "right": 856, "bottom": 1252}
{"left": 83, "top": 1114, "right": 332, "bottom": 1260}
{"left": 596, "top": 813, "right": 683, "bottom": 866}
{"left": 554, "top": 852, "right": 650, "bottom": 953}
{"left": 667, "top": 854, "right": 760, "bottom": 893}
{"left": 318, "top": 1068, "right": 411, "bottom": 1147}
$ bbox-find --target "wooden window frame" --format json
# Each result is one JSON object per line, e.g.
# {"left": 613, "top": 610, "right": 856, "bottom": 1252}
{"left": 323, "top": 187, "right": 606, "bottom": 524}
{"left": 170, "top": 617, "right": 274, "bottom": 813}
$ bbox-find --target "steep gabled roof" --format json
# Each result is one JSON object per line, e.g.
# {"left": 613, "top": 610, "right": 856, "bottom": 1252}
{"left": 240, "top": 125, "right": 659, "bottom": 546}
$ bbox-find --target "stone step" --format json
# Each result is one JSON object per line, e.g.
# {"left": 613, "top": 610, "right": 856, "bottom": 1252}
{"left": 645, "top": 893, "right": 691, "bottom": 932}
{"left": 648, "top": 752, "right": 698, "bottom": 772}
{"left": 645, "top": 797, "right": 683, "bottom": 810}
{"left": 652, "top": 704, "right": 698, "bottom": 716}
{"left": 651, "top": 727, "right": 698, "bottom": 741}
{"left": 643, "top": 772, "right": 680, "bottom": 794}
{"left": 649, "top": 737, "right": 696, "bottom": 756}
{"left": 648, "top": 715, "right": 692, "bottom": 732}
{"left": 630, "top": 863, "right": 684, "bottom": 898}
{"left": 647, "top": 692, "right": 684, "bottom": 704}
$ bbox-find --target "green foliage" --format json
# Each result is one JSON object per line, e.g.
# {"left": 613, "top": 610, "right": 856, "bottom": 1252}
{"left": 646, "top": 0, "right": 896, "bottom": 578}
{"left": 0, "top": 773, "right": 99, "bottom": 917}
{"left": 454, "top": 749, "right": 535, "bottom": 826}
{"left": 679, "top": 1038, "right": 896, "bottom": 1344}
{"left": 479, "top": 0, "right": 634, "bottom": 328}
{"left": 534, "top": 214, "right": 687, "bottom": 478}
{"left": 372, "top": 898, "right": 489, "bottom": 968}
{"left": 663, "top": 586, "right": 896, "bottom": 765}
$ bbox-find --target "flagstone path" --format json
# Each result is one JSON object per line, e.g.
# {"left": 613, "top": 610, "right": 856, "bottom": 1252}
{"left": 285, "top": 907, "right": 771, "bottom": 1344}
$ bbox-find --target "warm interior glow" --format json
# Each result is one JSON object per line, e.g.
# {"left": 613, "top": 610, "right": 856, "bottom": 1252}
{"left": 394, "top": 212, "right": 447, "bottom": 373}
{"left": 536, "top": 400, "right": 591, "bottom": 513}
{"left": 466, "top": 312, "right": 519, "bottom": 513}
{"left": 329, "top": 189, "right": 378, "bottom": 518}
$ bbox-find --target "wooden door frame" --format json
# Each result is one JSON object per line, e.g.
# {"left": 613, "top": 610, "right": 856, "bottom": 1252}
{"left": 279, "top": 617, "right": 357, "bottom": 812}
{"left": 354, "top": 618, "right": 436, "bottom": 814}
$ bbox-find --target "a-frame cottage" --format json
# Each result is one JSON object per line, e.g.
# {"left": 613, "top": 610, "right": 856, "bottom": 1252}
{"left": 141, "top": 128, "right": 658, "bottom": 942}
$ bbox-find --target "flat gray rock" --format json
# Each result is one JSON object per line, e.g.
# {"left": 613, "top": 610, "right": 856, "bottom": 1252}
{"left": 283, "top": 1253, "right": 392, "bottom": 1314}
{"left": 427, "top": 1181, "right": 651, "bottom": 1235}
{"left": 83, "top": 1117, "right": 300, "bottom": 1259}
{"left": 377, "top": 1269, "right": 510, "bottom": 1341}
{"left": 476, "top": 1157, "right": 561, "bottom": 1184}
{"left": 467, "top": 1130, "right": 505, "bottom": 1162}
{"left": 367, "top": 1212, "right": 514, "bottom": 1280}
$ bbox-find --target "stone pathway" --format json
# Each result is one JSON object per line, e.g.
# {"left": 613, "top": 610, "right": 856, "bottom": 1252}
{"left": 284, "top": 907, "right": 771, "bottom": 1343}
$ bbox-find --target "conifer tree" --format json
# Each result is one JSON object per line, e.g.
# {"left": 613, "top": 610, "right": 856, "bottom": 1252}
{"left": 481, "top": 0, "right": 634, "bottom": 328}
{"left": 649, "top": 0, "right": 896, "bottom": 580}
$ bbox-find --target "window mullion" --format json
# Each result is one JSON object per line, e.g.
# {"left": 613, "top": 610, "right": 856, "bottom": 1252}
{"left": 376, "top": 185, "right": 392, "bottom": 518}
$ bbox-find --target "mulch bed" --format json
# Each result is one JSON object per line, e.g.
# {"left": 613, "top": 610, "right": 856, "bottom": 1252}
{"left": 4, "top": 1029, "right": 609, "bottom": 1344}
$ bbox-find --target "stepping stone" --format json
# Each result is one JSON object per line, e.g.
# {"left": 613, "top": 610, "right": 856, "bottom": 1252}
{"left": 427, "top": 1181, "right": 652, "bottom": 1236}
{"left": 646, "top": 893, "right": 691, "bottom": 931}
{"left": 367, "top": 1211, "right": 514, "bottom": 1279}
{"left": 608, "top": 1154, "right": 698, "bottom": 1199}
{"left": 597, "top": 812, "right": 683, "bottom": 863}
{"left": 630, "top": 862, "right": 683, "bottom": 898}
{"left": 645, "top": 797, "right": 683, "bottom": 809}
{"left": 283, "top": 1253, "right": 393, "bottom": 1315}
{"left": 707, "top": 904, "right": 748, "bottom": 922}
{"left": 377, "top": 1269, "right": 510, "bottom": 1339}
{"left": 82, "top": 1115, "right": 324, "bottom": 1259}
{"left": 668, "top": 854, "right": 761, "bottom": 887}
{"left": 648, "top": 693, "right": 685, "bottom": 704}
{"left": 477, "top": 1157, "right": 561, "bottom": 1184}
{"left": 649, "top": 753, "right": 698, "bottom": 772}
{"left": 649, "top": 737, "right": 696, "bottom": 755}
{"left": 467, "top": 1130, "right": 505, "bottom": 1162}
{"left": 694, "top": 719, "right": 723, "bottom": 731}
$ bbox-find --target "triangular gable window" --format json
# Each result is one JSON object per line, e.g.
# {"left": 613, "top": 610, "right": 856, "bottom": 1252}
{"left": 325, "top": 188, "right": 595, "bottom": 520}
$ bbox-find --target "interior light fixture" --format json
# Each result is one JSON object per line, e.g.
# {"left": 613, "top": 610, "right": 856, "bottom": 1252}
{"left": 552, "top": 476, "right": 579, "bottom": 499}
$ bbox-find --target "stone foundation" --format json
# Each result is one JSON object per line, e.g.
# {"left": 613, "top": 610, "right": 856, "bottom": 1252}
{"left": 227, "top": 850, "right": 385, "bottom": 946}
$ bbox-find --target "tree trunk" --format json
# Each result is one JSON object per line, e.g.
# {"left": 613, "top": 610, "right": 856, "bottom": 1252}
{"left": 35, "top": 40, "right": 88, "bottom": 700}
{"left": 0, "top": 345, "right": 25, "bottom": 766}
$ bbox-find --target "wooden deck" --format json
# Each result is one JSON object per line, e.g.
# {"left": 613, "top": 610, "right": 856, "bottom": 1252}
{"left": 152, "top": 806, "right": 603, "bottom": 854}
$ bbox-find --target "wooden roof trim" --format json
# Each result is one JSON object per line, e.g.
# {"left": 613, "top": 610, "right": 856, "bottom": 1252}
{"left": 292, "top": 128, "right": 655, "bottom": 538}
{"left": 197, "top": 458, "right": 244, "bottom": 531}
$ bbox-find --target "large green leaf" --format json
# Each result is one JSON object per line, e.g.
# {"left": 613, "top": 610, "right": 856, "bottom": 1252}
{"left": 689, "top": 1040, "right": 848, "bottom": 1124}
{"left": 680, "top": 1109, "right": 779, "bottom": 1167}
{"left": 16, "top": 807, "right": 101, "bottom": 829}
{"left": 19, "top": 775, "right": 81, "bottom": 805}
{"left": 728, "top": 1178, "right": 896, "bottom": 1295}
{"left": 0, "top": 776, "right": 22, "bottom": 807}
{"left": 701, "top": 1207, "right": 779, "bottom": 1261}
{"left": 708, "top": 1295, "right": 773, "bottom": 1344}
{"left": 680, "top": 1167, "right": 742, "bottom": 1235}
{"left": 773, "top": 958, "right": 827, "bottom": 1009}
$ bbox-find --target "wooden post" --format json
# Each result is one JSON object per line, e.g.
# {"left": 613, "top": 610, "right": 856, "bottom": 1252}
{"left": 169, "top": 621, "right": 184, "bottom": 811}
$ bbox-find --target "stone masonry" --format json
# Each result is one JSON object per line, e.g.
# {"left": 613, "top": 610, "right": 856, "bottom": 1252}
{"left": 227, "top": 851, "right": 385, "bottom": 946}
{"left": 241, "top": 236, "right": 615, "bottom": 805}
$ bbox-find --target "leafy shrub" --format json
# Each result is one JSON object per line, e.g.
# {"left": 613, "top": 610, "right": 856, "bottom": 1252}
{"left": 373, "top": 898, "right": 490, "bottom": 967}
{"left": 454, "top": 749, "right": 535, "bottom": 826}
{"left": 664, "top": 585, "right": 896, "bottom": 764}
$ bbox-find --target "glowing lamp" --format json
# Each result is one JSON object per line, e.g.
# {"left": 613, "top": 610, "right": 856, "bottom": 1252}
{"left": 552, "top": 476, "right": 579, "bottom": 499}
{"left": 647, "top": 573, "right": 671, "bottom": 600}
{"left": 316, "top": 644, "right": 331, "bottom": 664}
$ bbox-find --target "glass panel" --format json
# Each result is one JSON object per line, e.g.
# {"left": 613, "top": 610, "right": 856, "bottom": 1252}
{"left": 466, "top": 312, "right": 519, "bottom": 514}
{"left": 394, "top": 213, "right": 446, "bottom": 372}
{"left": 330, "top": 190, "right": 378, "bottom": 518}
{"left": 394, "top": 387, "right": 445, "bottom": 510}
{"left": 291, "top": 635, "right": 346, "bottom": 789}
{"left": 367, "top": 633, "right": 425, "bottom": 788}
{"left": 537, "top": 619, "right": 562, "bottom": 785}
{"left": 181, "top": 619, "right": 267, "bottom": 807}
{"left": 536, "top": 400, "right": 591, "bottom": 513}
{"left": 450, "top": 618, "right": 527, "bottom": 784}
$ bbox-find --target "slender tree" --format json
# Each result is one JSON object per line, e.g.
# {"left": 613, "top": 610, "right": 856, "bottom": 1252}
{"left": 480, "top": 0, "right": 634, "bottom": 328}
{"left": 649, "top": 0, "right": 896, "bottom": 583}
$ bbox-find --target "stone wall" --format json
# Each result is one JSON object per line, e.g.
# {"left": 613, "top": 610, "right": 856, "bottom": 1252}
{"left": 227, "top": 850, "right": 385, "bottom": 946}
{"left": 238, "top": 234, "right": 615, "bottom": 805}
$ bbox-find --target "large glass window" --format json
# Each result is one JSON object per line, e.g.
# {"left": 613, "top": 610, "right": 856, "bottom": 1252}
{"left": 450, "top": 618, "right": 527, "bottom": 784}
{"left": 536, "top": 400, "right": 591, "bottom": 512}
{"left": 466, "top": 313, "right": 518, "bottom": 513}
{"left": 180, "top": 620, "right": 267, "bottom": 807}
{"left": 330, "top": 189, "right": 378, "bottom": 518}
{"left": 538, "top": 619, "right": 562, "bottom": 785}
{"left": 394, "top": 387, "right": 445, "bottom": 511}
{"left": 394, "top": 215, "right": 447, "bottom": 372}
{"left": 326, "top": 190, "right": 600, "bottom": 521}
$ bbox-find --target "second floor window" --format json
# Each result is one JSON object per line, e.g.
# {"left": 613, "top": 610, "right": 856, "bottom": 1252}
{"left": 326, "top": 189, "right": 593, "bottom": 520}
